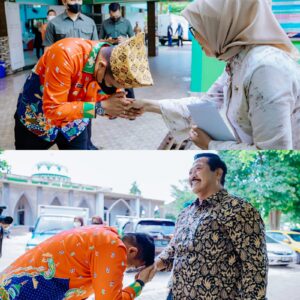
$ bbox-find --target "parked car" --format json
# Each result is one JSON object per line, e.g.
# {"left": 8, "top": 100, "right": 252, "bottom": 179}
{"left": 26, "top": 205, "right": 89, "bottom": 250}
{"left": 122, "top": 218, "right": 175, "bottom": 255}
{"left": 267, "top": 230, "right": 300, "bottom": 264}
{"left": 266, "top": 234, "right": 294, "bottom": 266}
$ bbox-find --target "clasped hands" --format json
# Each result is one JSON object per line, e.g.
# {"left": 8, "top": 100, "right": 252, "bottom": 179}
{"left": 101, "top": 91, "right": 144, "bottom": 120}
{"left": 134, "top": 259, "right": 165, "bottom": 285}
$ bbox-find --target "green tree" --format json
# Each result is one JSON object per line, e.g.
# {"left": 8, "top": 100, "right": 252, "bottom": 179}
{"left": 219, "top": 150, "right": 300, "bottom": 229}
{"left": 169, "top": 179, "right": 195, "bottom": 216}
{"left": 160, "top": 2, "right": 191, "bottom": 15}
{"left": 129, "top": 181, "right": 142, "bottom": 196}
{"left": 165, "top": 213, "right": 177, "bottom": 221}
{"left": 0, "top": 151, "right": 10, "bottom": 174}
{"left": 169, "top": 151, "right": 300, "bottom": 228}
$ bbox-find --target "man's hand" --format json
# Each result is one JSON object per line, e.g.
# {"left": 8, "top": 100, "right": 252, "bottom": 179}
{"left": 101, "top": 92, "right": 132, "bottom": 118}
{"left": 135, "top": 259, "right": 164, "bottom": 283}
{"left": 118, "top": 98, "right": 144, "bottom": 120}
{"left": 136, "top": 265, "right": 155, "bottom": 284}
{"left": 117, "top": 36, "right": 127, "bottom": 44}
{"left": 105, "top": 37, "right": 118, "bottom": 45}
{"left": 189, "top": 125, "right": 212, "bottom": 150}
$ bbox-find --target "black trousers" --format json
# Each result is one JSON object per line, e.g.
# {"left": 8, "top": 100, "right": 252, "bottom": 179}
{"left": 177, "top": 37, "right": 183, "bottom": 47}
{"left": 14, "top": 114, "right": 88, "bottom": 150}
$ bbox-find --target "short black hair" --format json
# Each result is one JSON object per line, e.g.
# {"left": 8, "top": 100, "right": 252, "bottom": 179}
{"left": 109, "top": 3, "right": 121, "bottom": 12}
{"left": 122, "top": 233, "right": 155, "bottom": 266}
{"left": 47, "top": 9, "right": 56, "bottom": 16}
{"left": 194, "top": 153, "right": 227, "bottom": 185}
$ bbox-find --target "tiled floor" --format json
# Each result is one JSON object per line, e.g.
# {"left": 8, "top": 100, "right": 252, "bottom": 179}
{"left": 0, "top": 45, "right": 192, "bottom": 150}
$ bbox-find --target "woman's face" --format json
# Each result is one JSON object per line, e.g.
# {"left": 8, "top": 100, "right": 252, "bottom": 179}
{"left": 194, "top": 30, "right": 214, "bottom": 57}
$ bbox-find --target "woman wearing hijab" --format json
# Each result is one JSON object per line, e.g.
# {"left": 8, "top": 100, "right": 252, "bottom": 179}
{"left": 133, "top": 0, "right": 300, "bottom": 150}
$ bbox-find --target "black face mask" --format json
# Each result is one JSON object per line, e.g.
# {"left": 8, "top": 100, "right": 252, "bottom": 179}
{"left": 100, "top": 79, "right": 117, "bottom": 95}
{"left": 67, "top": 3, "right": 81, "bottom": 14}
{"left": 110, "top": 17, "right": 120, "bottom": 23}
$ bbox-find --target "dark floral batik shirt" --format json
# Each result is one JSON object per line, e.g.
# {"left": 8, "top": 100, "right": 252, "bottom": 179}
{"left": 158, "top": 189, "right": 268, "bottom": 300}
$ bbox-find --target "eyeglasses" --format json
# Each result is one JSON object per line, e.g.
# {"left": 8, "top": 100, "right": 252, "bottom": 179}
{"left": 189, "top": 26, "right": 196, "bottom": 38}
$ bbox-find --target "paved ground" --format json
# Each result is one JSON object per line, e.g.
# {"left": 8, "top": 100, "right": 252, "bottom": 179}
{"left": 1, "top": 232, "right": 300, "bottom": 300}
{"left": 0, "top": 45, "right": 192, "bottom": 150}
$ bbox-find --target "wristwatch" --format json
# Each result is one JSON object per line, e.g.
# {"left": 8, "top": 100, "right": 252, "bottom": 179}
{"left": 135, "top": 279, "right": 145, "bottom": 288}
{"left": 95, "top": 102, "right": 105, "bottom": 116}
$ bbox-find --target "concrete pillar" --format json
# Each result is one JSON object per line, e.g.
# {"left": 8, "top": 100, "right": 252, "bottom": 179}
{"left": 147, "top": 1, "right": 158, "bottom": 57}
{"left": 95, "top": 192, "right": 104, "bottom": 219}
{"left": 148, "top": 200, "right": 152, "bottom": 217}
{"left": 135, "top": 197, "right": 140, "bottom": 218}
{"left": 1, "top": 182, "right": 9, "bottom": 207}
{"left": 35, "top": 186, "right": 43, "bottom": 220}
{"left": 68, "top": 190, "right": 74, "bottom": 206}
{"left": 0, "top": 0, "right": 8, "bottom": 37}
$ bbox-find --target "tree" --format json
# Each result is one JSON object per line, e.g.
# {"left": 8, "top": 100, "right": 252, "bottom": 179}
{"left": 169, "top": 179, "right": 195, "bottom": 216}
{"left": 160, "top": 2, "right": 191, "bottom": 15}
{"left": 129, "top": 181, "right": 141, "bottom": 196}
{"left": 0, "top": 151, "right": 10, "bottom": 174}
{"left": 168, "top": 151, "right": 300, "bottom": 228}
{"left": 219, "top": 150, "right": 300, "bottom": 229}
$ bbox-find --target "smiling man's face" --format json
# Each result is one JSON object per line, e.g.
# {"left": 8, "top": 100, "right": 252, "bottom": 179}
{"left": 189, "top": 157, "right": 221, "bottom": 196}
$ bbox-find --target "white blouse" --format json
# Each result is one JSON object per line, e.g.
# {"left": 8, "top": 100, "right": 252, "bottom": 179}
{"left": 159, "top": 45, "right": 300, "bottom": 150}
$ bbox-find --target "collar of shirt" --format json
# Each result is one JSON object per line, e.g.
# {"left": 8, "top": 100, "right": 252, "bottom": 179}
{"left": 62, "top": 10, "right": 84, "bottom": 21}
{"left": 82, "top": 42, "right": 111, "bottom": 75}
{"left": 108, "top": 17, "right": 125, "bottom": 25}
{"left": 226, "top": 46, "right": 254, "bottom": 76}
{"left": 194, "top": 189, "right": 228, "bottom": 208}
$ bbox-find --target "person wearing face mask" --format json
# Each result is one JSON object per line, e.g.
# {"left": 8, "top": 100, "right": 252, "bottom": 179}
{"left": 0, "top": 226, "right": 155, "bottom": 300}
{"left": 129, "top": 0, "right": 300, "bottom": 150}
{"left": 14, "top": 33, "right": 153, "bottom": 150}
{"left": 44, "top": 0, "right": 99, "bottom": 150}
{"left": 100, "top": 3, "right": 136, "bottom": 100}
{"left": 44, "top": 0, "right": 98, "bottom": 49}
{"left": 40, "top": 9, "right": 56, "bottom": 43}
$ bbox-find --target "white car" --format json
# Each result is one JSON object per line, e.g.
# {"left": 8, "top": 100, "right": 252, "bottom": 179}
{"left": 266, "top": 234, "right": 295, "bottom": 266}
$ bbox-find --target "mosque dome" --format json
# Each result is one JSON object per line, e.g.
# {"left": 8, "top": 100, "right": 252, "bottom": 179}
{"left": 32, "top": 161, "right": 71, "bottom": 182}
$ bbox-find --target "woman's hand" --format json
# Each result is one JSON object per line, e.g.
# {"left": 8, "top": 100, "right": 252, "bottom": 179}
{"left": 130, "top": 99, "right": 162, "bottom": 114}
{"left": 189, "top": 125, "right": 212, "bottom": 150}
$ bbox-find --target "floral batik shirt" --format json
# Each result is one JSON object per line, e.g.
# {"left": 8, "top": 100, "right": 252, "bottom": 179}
{"left": 16, "top": 38, "right": 111, "bottom": 142}
{"left": 0, "top": 226, "right": 142, "bottom": 300}
{"left": 158, "top": 189, "right": 268, "bottom": 300}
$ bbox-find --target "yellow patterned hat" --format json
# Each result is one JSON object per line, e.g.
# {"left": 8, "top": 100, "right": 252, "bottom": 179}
{"left": 110, "top": 33, "right": 153, "bottom": 88}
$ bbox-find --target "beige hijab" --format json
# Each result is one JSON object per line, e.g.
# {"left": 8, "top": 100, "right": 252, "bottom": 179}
{"left": 182, "top": 0, "right": 299, "bottom": 61}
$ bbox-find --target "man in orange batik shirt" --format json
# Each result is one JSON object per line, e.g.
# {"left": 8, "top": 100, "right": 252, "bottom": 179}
{"left": 0, "top": 226, "right": 155, "bottom": 300}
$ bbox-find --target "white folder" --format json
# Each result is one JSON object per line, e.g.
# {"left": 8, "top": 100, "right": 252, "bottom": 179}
{"left": 187, "top": 101, "right": 236, "bottom": 141}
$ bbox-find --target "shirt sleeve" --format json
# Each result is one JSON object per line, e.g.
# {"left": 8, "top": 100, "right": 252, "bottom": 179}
{"left": 157, "top": 236, "right": 176, "bottom": 272}
{"left": 127, "top": 21, "right": 134, "bottom": 38}
{"left": 91, "top": 21, "right": 99, "bottom": 40}
{"left": 43, "top": 21, "right": 55, "bottom": 47}
{"left": 159, "top": 71, "right": 227, "bottom": 142}
{"left": 223, "top": 202, "right": 268, "bottom": 300}
{"left": 90, "top": 235, "right": 142, "bottom": 300}
{"left": 42, "top": 48, "right": 96, "bottom": 127}
{"left": 209, "top": 64, "right": 295, "bottom": 150}
{"left": 157, "top": 210, "right": 186, "bottom": 271}
{"left": 100, "top": 24, "right": 107, "bottom": 39}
